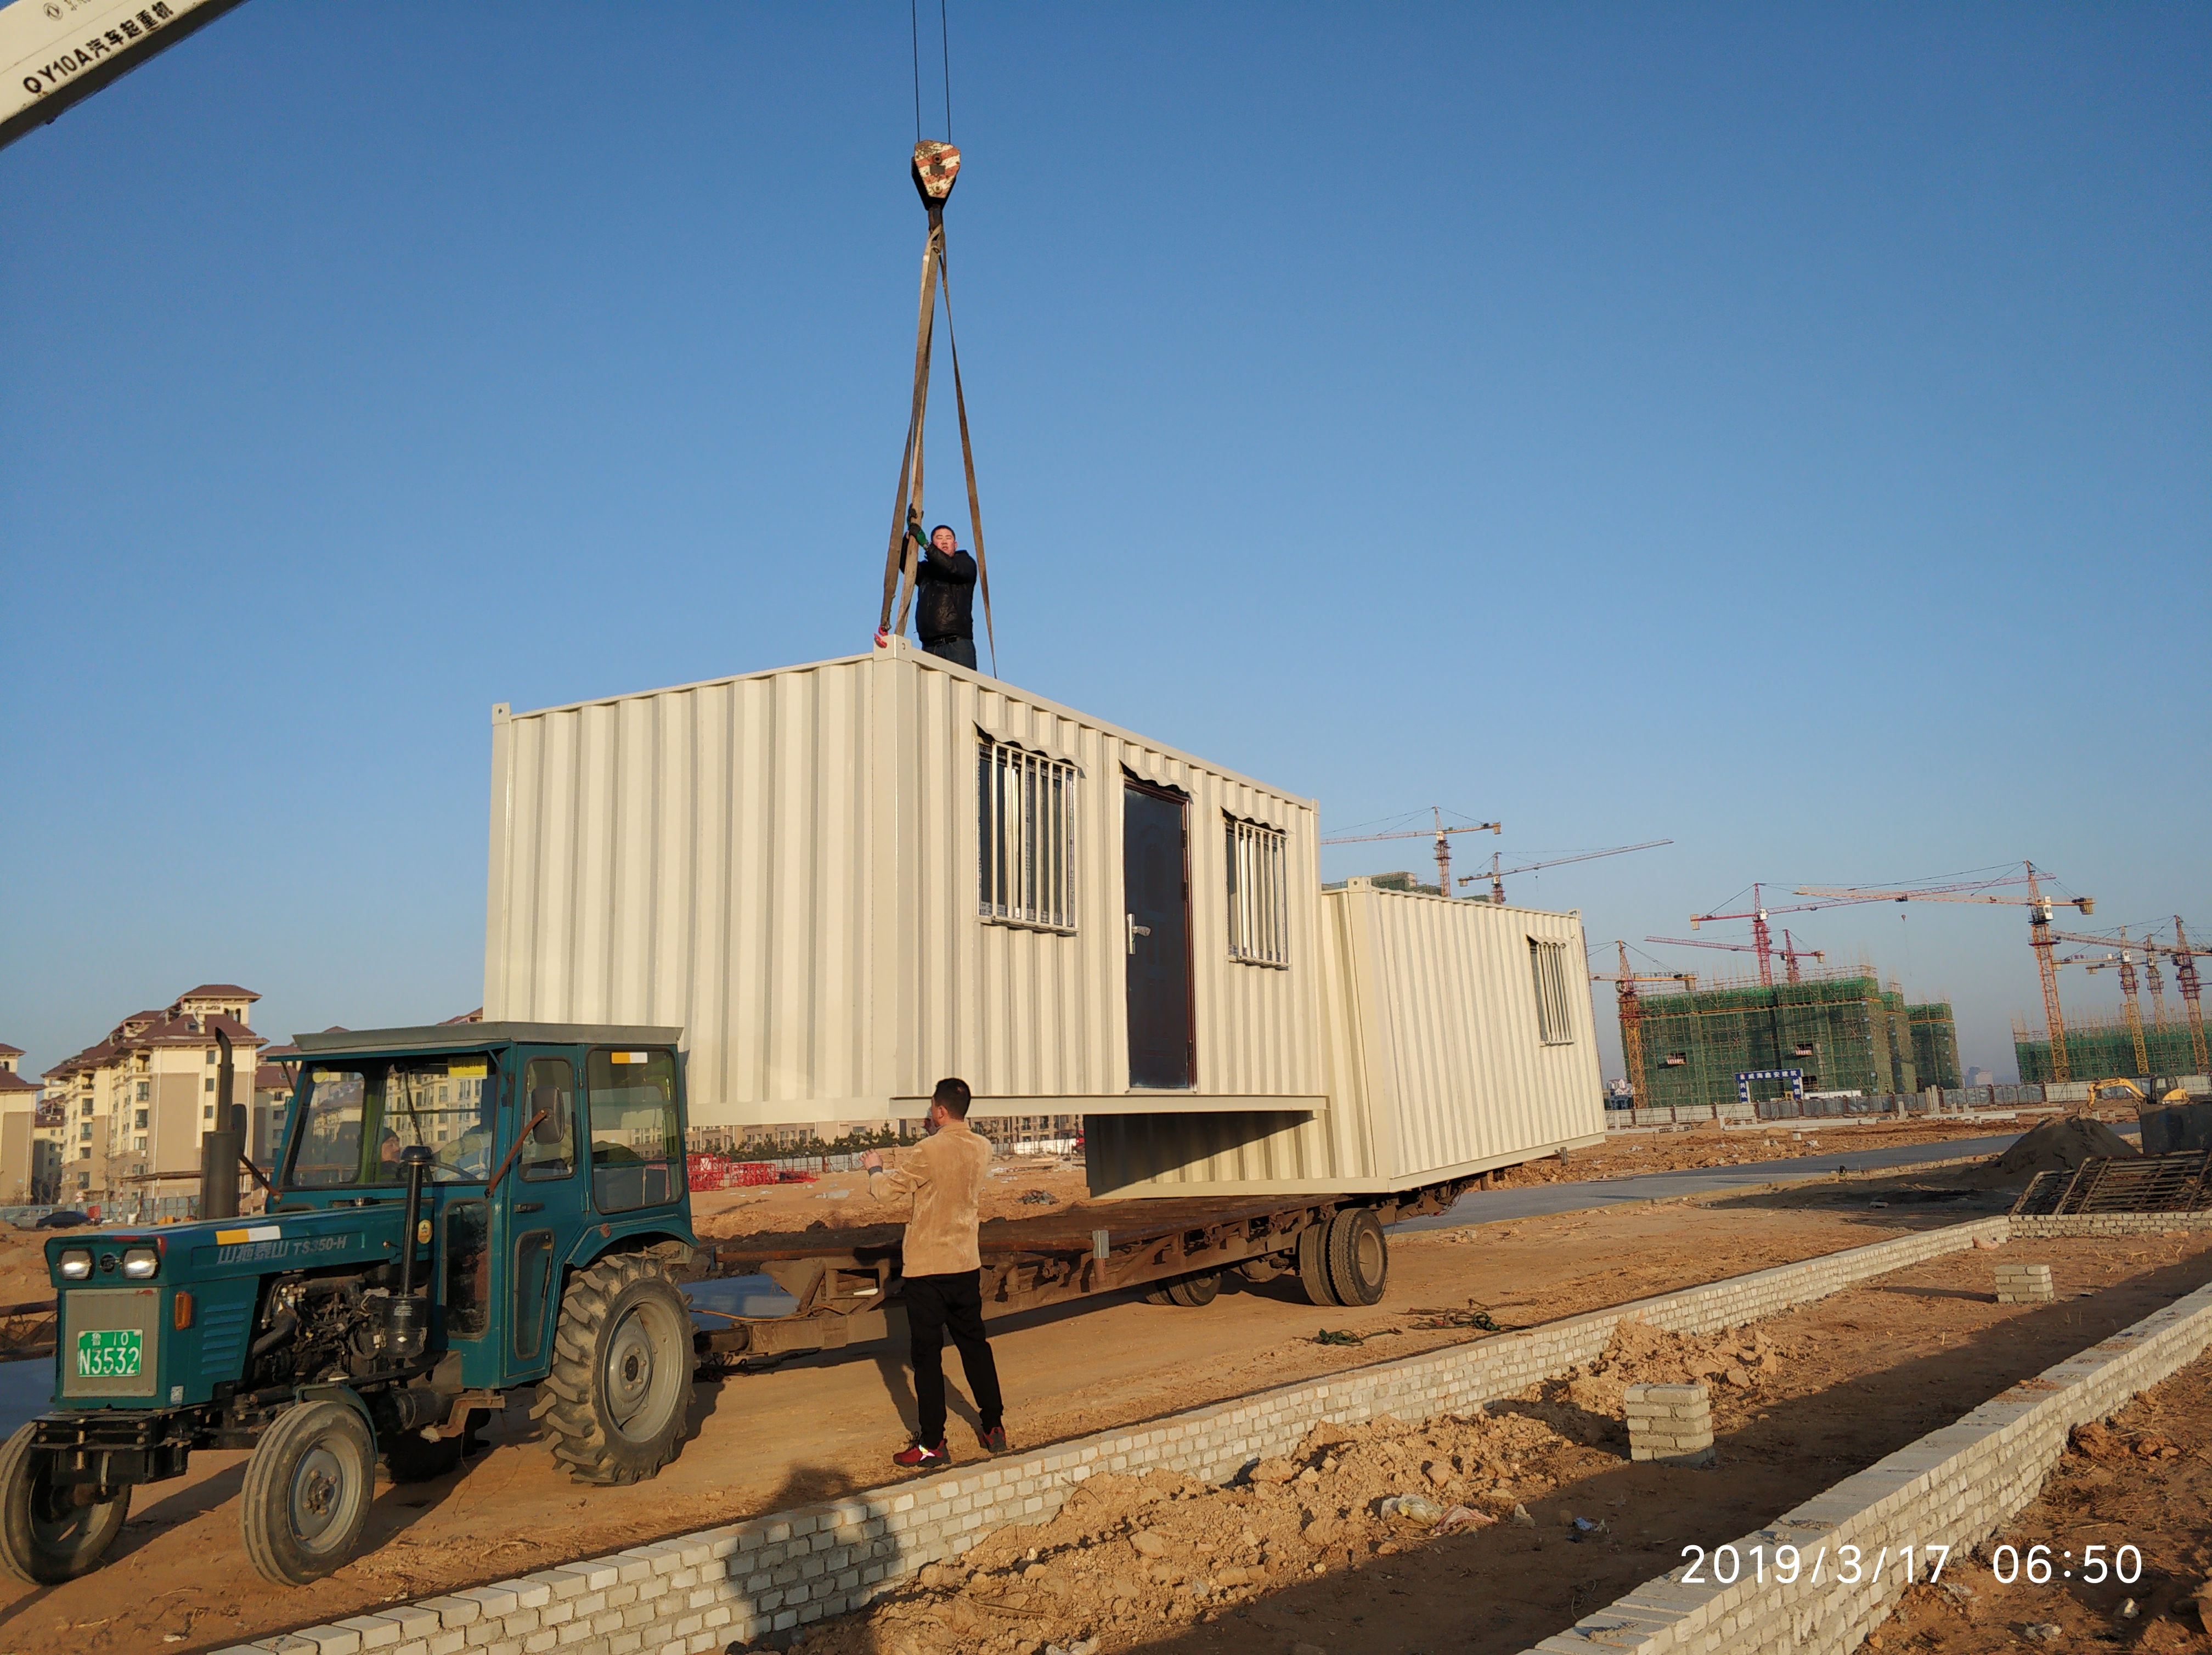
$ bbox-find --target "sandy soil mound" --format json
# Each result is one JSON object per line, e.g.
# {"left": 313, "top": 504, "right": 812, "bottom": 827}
{"left": 1988, "top": 1116, "right": 2138, "bottom": 1181}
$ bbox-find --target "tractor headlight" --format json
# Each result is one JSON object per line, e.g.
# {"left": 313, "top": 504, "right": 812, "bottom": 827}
{"left": 121, "top": 1247, "right": 159, "bottom": 1280}
{"left": 58, "top": 1249, "right": 91, "bottom": 1281}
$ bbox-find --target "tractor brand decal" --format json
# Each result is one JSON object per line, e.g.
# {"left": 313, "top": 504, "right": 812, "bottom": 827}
{"left": 213, "top": 1225, "right": 281, "bottom": 1246}
{"left": 208, "top": 1234, "right": 351, "bottom": 1265}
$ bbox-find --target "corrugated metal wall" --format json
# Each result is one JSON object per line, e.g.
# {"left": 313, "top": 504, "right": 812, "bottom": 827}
{"left": 1086, "top": 883, "right": 1606, "bottom": 1196}
{"left": 486, "top": 647, "right": 1328, "bottom": 1126}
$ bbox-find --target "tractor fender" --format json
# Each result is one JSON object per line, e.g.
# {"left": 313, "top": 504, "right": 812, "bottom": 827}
{"left": 561, "top": 1221, "right": 695, "bottom": 1277}
{"left": 290, "top": 1383, "right": 380, "bottom": 1450}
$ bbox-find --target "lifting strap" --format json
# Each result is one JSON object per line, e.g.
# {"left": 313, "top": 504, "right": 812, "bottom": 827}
{"left": 877, "top": 140, "right": 996, "bottom": 674}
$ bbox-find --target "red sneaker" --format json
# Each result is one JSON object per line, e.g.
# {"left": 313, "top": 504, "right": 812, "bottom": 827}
{"left": 893, "top": 1440, "right": 949, "bottom": 1468}
{"left": 979, "top": 1425, "right": 1009, "bottom": 1455}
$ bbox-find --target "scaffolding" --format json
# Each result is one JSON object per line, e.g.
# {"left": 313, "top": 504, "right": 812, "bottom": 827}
{"left": 1628, "top": 968, "right": 1944, "bottom": 1110}
{"left": 1908, "top": 1003, "right": 1962, "bottom": 1089}
{"left": 2013, "top": 1012, "right": 2207, "bottom": 1084}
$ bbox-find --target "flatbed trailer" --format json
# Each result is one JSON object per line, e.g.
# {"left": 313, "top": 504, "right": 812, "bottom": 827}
{"left": 687, "top": 1175, "right": 1485, "bottom": 1361}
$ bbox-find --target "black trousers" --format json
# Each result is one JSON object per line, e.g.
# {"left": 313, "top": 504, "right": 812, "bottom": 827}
{"left": 921, "top": 635, "right": 978, "bottom": 670}
{"left": 903, "top": 1270, "right": 1003, "bottom": 1445}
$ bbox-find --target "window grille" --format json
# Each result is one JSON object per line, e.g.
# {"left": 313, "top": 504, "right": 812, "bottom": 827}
{"left": 1225, "top": 815, "right": 1290, "bottom": 966}
{"left": 1528, "top": 938, "right": 1576, "bottom": 1045}
{"left": 977, "top": 738, "right": 1079, "bottom": 931}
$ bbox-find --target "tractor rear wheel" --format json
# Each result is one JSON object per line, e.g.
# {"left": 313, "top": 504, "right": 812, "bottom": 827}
{"left": 240, "top": 1400, "right": 376, "bottom": 1585}
{"left": 0, "top": 1422, "right": 128, "bottom": 1584}
{"left": 532, "top": 1253, "right": 691, "bottom": 1485}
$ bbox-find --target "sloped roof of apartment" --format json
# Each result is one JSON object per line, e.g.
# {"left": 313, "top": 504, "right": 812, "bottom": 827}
{"left": 253, "top": 1062, "right": 294, "bottom": 1091}
{"left": 261, "top": 1042, "right": 303, "bottom": 1061}
{"left": 0, "top": 1072, "right": 36, "bottom": 1095}
{"left": 0, "top": 1043, "right": 20, "bottom": 1058}
{"left": 178, "top": 984, "right": 259, "bottom": 1002}
{"left": 442, "top": 1008, "right": 484, "bottom": 1024}
{"left": 133, "top": 1012, "right": 265, "bottom": 1050}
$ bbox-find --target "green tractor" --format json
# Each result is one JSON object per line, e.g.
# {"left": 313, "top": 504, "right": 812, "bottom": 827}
{"left": 1, "top": 1022, "right": 703, "bottom": 1586}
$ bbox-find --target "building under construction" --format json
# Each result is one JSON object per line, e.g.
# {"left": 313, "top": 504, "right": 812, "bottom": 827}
{"left": 2013, "top": 1013, "right": 2207, "bottom": 1084}
{"left": 1627, "top": 970, "right": 1957, "bottom": 1109}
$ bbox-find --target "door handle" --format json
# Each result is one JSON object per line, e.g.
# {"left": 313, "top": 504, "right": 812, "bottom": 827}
{"left": 514, "top": 1201, "right": 544, "bottom": 1214}
{"left": 1126, "top": 914, "right": 1152, "bottom": 954}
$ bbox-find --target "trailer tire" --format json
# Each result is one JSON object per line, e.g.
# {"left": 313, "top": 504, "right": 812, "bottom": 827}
{"left": 1296, "top": 1222, "right": 1343, "bottom": 1307}
{"left": 1324, "top": 1208, "right": 1389, "bottom": 1306}
{"left": 0, "top": 1422, "right": 129, "bottom": 1584}
{"left": 1164, "top": 1272, "right": 1220, "bottom": 1308}
{"left": 240, "top": 1400, "right": 376, "bottom": 1586}
{"left": 532, "top": 1253, "right": 691, "bottom": 1486}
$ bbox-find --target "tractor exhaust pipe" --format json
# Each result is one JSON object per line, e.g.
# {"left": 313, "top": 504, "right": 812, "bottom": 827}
{"left": 386, "top": 1145, "right": 435, "bottom": 1361}
{"left": 199, "top": 1027, "right": 242, "bottom": 1220}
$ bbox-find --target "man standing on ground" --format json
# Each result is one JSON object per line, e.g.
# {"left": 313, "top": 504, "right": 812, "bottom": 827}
{"left": 862, "top": 1077, "right": 1007, "bottom": 1466}
{"left": 911, "top": 520, "right": 979, "bottom": 670}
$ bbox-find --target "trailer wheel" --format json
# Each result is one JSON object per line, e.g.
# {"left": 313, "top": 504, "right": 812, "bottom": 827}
{"left": 532, "top": 1253, "right": 691, "bottom": 1485}
{"left": 240, "top": 1400, "right": 376, "bottom": 1586}
{"left": 1324, "top": 1208, "right": 1389, "bottom": 1307}
{"left": 1296, "top": 1223, "right": 1343, "bottom": 1307}
{"left": 1164, "top": 1272, "right": 1220, "bottom": 1307}
{"left": 0, "top": 1422, "right": 129, "bottom": 1584}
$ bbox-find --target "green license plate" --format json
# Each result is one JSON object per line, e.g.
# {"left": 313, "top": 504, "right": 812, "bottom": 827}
{"left": 75, "top": 1328, "right": 143, "bottom": 1379}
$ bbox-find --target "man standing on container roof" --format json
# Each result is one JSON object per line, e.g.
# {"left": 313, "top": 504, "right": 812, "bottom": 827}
{"left": 861, "top": 1077, "right": 1007, "bottom": 1466}
{"left": 911, "top": 518, "right": 979, "bottom": 671}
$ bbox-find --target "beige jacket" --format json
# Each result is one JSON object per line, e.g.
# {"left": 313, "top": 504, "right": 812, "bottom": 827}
{"left": 866, "top": 1119, "right": 992, "bottom": 1277}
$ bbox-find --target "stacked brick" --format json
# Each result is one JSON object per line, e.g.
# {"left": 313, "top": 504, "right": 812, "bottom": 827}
{"left": 1624, "top": 1384, "right": 1714, "bottom": 1466}
{"left": 1994, "top": 1260, "right": 2055, "bottom": 1303}
{"left": 209, "top": 1215, "right": 2013, "bottom": 1655}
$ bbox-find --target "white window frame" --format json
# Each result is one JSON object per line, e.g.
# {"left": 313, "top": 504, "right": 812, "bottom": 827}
{"left": 977, "top": 738, "right": 1079, "bottom": 933}
{"left": 1528, "top": 938, "right": 1576, "bottom": 1046}
{"left": 1224, "top": 815, "right": 1290, "bottom": 967}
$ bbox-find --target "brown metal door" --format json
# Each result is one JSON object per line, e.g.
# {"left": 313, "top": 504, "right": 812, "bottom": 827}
{"left": 1123, "top": 781, "right": 1193, "bottom": 1089}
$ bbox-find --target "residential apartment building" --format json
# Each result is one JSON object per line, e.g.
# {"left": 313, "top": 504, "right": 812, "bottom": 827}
{"left": 0, "top": 1044, "right": 61, "bottom": 1207}
{"left": 30, "top": 985, "right": 266, "bottom": 1215}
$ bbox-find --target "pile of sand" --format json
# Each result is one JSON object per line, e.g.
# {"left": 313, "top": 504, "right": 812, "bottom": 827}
{"left": 1987, "top": 1116, "right": 2138, "bottom": 1183}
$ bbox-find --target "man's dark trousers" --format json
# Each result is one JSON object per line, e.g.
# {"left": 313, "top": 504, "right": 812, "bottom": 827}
{"left": 904, "top": 1270, "right": 1002, "bottom": 1446}
{"left": 922, "top": 636, "right": 978, "bottom": 670}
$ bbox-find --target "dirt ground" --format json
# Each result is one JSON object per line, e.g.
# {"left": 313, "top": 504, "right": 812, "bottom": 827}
{"left": 1871, "top": 1351, "right": 2212, "bottom": 1654}
{"left": 0, "top": 1163, "right": 2200, "bottom": 1655}
{"left": 760, "top": 1229, "right": 2212, "bottom": 1655}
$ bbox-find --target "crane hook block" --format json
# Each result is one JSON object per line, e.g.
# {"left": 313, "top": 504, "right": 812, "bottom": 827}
{"left": 912, "top": 140, "right": 961, "bottom": 206}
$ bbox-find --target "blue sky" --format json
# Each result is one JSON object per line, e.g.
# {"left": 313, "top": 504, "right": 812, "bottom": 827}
{"left": 3, "top": 3, "right": 2205, "bottom": 1087}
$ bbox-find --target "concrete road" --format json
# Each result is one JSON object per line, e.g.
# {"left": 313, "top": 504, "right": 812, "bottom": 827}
{"left": 1398, "top": 1122, "right": 2137, "bottom": 1234}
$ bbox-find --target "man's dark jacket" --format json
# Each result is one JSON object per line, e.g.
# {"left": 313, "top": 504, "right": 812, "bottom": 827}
{"left": 915, "top": 543, "right": 977, "bottom": 644}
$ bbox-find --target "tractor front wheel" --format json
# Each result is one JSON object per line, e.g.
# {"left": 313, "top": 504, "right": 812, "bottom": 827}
{"left": 532, "top": 1253, "right": 692, "bottom": 1485}
{"left": 240, "top": 1400, "right": 377, "bottom": 1585}
{"left": 0, "top": 1422, "right": 129, "bottom": 1584}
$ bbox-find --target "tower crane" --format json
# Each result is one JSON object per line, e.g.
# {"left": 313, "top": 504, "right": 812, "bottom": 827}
{"left": 2038, "top": 918, "right": 2207, "bottom": 1075}
{"left": 1323, "top": 809, "right": 1500, "bottom": 900}
{"left": 1793, "top": 863, "right": 2094, "bottom": 1080}
{"left": 1688, "top": 883, "right": 1843, "bottom": 988}
{"left": 1646, "top": 928, "right": 1826, "bottom": 983}
{"left": 1454, "top": 838, "right": 1672, "bottom": 905}
{"left": 2075, "top": 934, "right": 2152, "bottom": 1078}
{"left": 1590, "top": 942, "right": 1696, "bottom": 1105}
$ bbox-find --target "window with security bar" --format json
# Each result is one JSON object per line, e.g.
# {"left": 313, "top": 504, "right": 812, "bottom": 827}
{"left": 1528, "top": 938, "right": 1576, "bottom": 1045}
{"left": 977, "top": 738, "right": 1079, "bottom": 931}
{"left": 1225, "top": 815, "right": 1290, "bottom": 966}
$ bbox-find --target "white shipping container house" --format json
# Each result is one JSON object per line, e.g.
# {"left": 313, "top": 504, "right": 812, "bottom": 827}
{"left": 484, "top": 640, "right": 1604, "bottom": 1198}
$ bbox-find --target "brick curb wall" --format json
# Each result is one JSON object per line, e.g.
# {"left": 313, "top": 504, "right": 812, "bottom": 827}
{"left": 2011, "top": 1211, "right": 2212, "bottom": 1237}
{"left": 212, "top": 1216, "right": 2014, "bottom": 1655}
{"left": 1516, "top": 1278, "right": 2212, "bottom": 1655}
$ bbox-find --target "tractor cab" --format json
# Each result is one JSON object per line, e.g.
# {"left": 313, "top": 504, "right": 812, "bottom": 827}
{"left": 7, "top": 1022, "right": 699, "bottom": 1589}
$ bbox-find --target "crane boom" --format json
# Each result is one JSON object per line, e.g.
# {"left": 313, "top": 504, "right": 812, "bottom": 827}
{"left": 1792, "top": 862, "right": 2094, "bottom": 1081}
{"left": 1322, "top": 809, "right": 1500, "bottom": 899}
{"left": 1455, "top": 838, "right": 1672, "bottom": 904}
{"left": 1, "top": 0, "right": 247, "bottom": 150}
